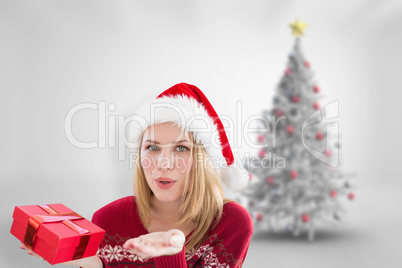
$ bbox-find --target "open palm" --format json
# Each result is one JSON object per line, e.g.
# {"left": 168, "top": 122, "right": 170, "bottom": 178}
{"left": 123, "top": 229, "right": 186, "bottom": 258}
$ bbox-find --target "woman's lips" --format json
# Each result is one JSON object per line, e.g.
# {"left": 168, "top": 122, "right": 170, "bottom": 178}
{"left": 155, "top": 177, "right": 176, "bottom": 182}
{"left": 155, "top": 177, "right": 177, "bottom": 189}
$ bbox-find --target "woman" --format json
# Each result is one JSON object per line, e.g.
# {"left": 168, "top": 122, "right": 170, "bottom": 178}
{"left": 21, "top": 83, "right": 253, "bottom": 267}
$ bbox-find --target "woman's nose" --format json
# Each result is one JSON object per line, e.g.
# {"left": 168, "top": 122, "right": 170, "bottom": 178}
{"left": 156, "top": 149, "right": 174, "bottom": 170}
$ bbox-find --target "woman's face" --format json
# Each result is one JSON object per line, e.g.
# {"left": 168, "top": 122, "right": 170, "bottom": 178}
{"left": 140, "top": 122, "right": 193, "bottom": 203}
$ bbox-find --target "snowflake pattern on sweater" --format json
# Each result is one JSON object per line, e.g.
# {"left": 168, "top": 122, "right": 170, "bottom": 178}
{"left": 97, "top": 245, "right": 151, "bottom": 263}
{"left": 188, "top": 244, "right": 228, "bottom": 268}
{"left": 92, "top": 196, "right": 253, "bottom": 267}
{"left": 97, "top": 242, "right": 229, "bottom": 267}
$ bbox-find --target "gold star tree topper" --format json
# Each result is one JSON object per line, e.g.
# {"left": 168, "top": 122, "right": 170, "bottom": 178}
{"left": 289, "top": 19, "right": 307, "bottom": 37}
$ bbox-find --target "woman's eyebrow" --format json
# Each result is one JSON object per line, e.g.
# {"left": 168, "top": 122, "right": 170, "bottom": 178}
{"left": 144, "top": 139, "right": 160, "bottom": 144}
{"left": 175, "top": 140, "right": 191, "bottom": 144}
{"left": 144, "top": 139, "right": 191, "bottom": 144}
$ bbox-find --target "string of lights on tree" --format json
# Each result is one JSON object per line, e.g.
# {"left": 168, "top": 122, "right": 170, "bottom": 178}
{"left": 239, "top": 19, "right": 355, "bottom": 241}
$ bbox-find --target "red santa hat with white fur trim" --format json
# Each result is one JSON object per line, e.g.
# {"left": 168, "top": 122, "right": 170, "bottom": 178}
{"left": 129, "top": 82, "right": 249, "bottom": 190}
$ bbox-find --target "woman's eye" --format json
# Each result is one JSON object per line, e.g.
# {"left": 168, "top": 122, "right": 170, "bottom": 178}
{"left": 176, "top": 145, "right": 188, "bottom": 152}
{"left": 147, "top": 145, "right": 159, "bottom": 151}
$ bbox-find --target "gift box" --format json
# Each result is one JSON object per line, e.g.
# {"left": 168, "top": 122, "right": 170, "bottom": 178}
{"left": 10, "top": 203, "right": 105, "bottom": 265}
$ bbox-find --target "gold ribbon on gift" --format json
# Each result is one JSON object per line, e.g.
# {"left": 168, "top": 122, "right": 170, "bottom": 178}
{"left": 24, "top": 204, "right": 91, "bottom": 260}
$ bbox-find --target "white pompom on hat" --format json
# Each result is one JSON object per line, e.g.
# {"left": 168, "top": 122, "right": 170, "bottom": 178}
{"left": 129, "top": 83, "right": 249, "bottom": 191}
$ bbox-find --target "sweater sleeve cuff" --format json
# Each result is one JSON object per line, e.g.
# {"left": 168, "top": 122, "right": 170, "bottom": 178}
{"left": 153, "top": 246, "right": 187, "bottom": 268}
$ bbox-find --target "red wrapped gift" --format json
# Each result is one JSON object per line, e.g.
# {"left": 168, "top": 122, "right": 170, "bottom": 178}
{"left": 10, "top": 203, "right": 105, "bottom": 265}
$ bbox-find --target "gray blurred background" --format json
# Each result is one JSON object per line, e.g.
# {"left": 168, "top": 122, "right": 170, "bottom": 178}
{"left": 1, "top": 0, "right": 401, "bottom": 267}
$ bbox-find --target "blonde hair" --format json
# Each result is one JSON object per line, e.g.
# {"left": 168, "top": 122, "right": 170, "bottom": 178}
{"left": 133, "top": 135, "right": 234, "bottom": 252}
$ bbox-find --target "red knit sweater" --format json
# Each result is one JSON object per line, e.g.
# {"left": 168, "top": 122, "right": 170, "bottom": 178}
{"left": 92, "top": 196, "right": 253, "bottom": 268}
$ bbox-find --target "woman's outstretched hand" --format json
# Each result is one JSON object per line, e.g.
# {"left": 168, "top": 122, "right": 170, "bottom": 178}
{"left": 19, "top": 243, "right": 44, "bottom": 260}
{"left": 123, "top": 229, "right": 186, "bottom": 258}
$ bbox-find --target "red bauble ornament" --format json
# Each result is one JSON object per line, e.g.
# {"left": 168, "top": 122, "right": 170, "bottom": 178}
{"left": 313, "top": 102, "right": 320, "bottom": 110}
{"left": 301, "top": 214, "right": 309, "bottom": 223}
{"left": 256, "top": 213, "right": 263, "bottom": 222}
{"left": 286, "top": 125, "right": 294, "bottom": 134}
{"left": 330, "top": 190, "right": 337, "bottom": 198}
{"left": 313, "top": 85, "right": 320, "bottom": 93}
{"left": 292, "top": 95, "right": 300, "bottom": 103}
{"left": 259, "top": 149, "right": 267, "bottom": 158}
{"left": 257, "top": 135, "right": 265, "bottom": 142}
{"left": 285, "top": 68, "right": 291, "bottom": 75}
{"left": 304, "top": 61, "right": 311, "bottom": 68}
{"left": 348, "top": 192, "right": 355, "bottom": 200}
{"left": 267, "top": 176, "right": 274, "bottom": 184}
{"left": 316, "top": 132, "right": 324, "bottom": 140}
{"left": 325, "top": 149, "right": 332, "bottom": 157}
{"left": 276, "top": 109, "right": 284, "bottom": 117}
{"left": 290, "top": 170, "right": 298, "bottom": 179}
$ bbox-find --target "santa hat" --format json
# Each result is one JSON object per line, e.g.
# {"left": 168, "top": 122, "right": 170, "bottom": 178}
{"left": 129, "top": 82, "right": 248, "bottom": 190}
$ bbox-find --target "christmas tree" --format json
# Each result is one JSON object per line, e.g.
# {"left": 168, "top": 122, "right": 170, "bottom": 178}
{"left": 240, "top": 19, "right": 355, "bottom": 241}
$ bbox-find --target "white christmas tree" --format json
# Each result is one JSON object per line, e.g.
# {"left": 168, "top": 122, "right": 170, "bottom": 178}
{"left": 240, "top": 19, "right": 355, "bottom": 241}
